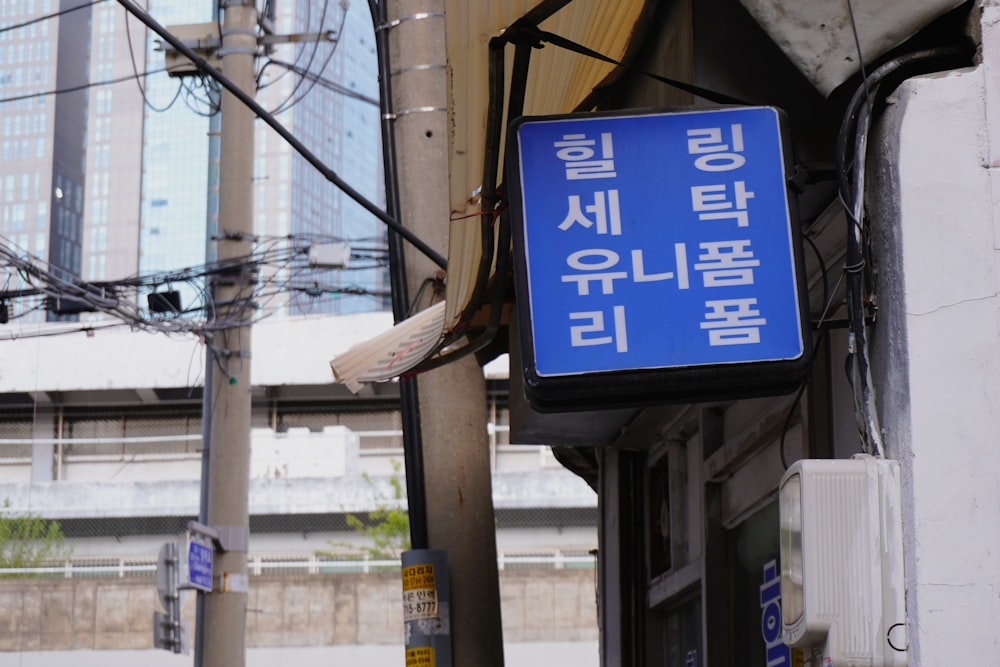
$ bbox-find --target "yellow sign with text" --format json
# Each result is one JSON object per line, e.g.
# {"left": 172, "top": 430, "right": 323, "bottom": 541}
{"left": 406, "top": 646, "right": 434, "bottom": 667}
{"left": 402, "top": 564, "right": 436, "bottom": 591}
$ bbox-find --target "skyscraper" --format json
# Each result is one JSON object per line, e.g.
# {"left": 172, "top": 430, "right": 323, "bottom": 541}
{"left": 0, "top": 0, "right": 92, "bottom": 321}
{"left": 1, "top": 0, "right": 386, "bottom": 324}
{"left": 254, "top": 0, "right": 386, "bottom": 316}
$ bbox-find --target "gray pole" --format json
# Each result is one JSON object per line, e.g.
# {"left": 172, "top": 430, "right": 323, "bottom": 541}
{"left": 385, "top": 1, "right": 505, "bottom": 664}
{"left": 201, "top": 1, "right": 257, "bottom": 665}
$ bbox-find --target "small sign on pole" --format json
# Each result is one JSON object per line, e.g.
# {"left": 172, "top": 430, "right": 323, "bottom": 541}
{"left": 180, "top": 530, "right": 214, "bottom": 593}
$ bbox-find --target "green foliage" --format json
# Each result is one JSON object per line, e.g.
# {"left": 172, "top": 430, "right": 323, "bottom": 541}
{"left": 0, "top": 499, "right": 72, "bottom": 576}
{"left": 324, "top": 460, "right": 410, "bottom": 561}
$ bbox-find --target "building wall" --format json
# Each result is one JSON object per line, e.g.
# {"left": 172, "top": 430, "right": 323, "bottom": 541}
{"left": 870, "top": 7, "right": 1000, "bottom": 662}
{"left": 0, "top": 643, "right": 599, "bottom": 667}
{"left": 83, "top": 2, "right": 145, "bottom": 285}
{"left": 136, "top": 1, "right": 214, "bottom": 308}
{"left": 0, "top": 569, "right": 598, "bottom": 659}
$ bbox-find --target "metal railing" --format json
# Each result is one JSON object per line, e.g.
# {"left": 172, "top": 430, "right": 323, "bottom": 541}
{"left": 0, "top": 549, "right": 596, "bottom": 579}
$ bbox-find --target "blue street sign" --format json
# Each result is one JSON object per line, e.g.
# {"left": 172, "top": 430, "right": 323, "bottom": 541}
{"left": 508, "top": 107, "right": 810, "bottom": 409}
{"left": 182, "top": 532, "right": 214, "bottom": 593}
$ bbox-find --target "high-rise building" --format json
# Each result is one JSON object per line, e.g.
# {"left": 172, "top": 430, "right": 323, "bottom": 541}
{"left": 2, "top": 0, "right": 387, "bottom": 323}
{"left": 254, "top": 0, "right": 386, "bottom": 316}
{"left": 135, "top": 3, "right": 217, "bottom": 302}
{"left": 0, "top": 0, "right": 92, "bottom": 321}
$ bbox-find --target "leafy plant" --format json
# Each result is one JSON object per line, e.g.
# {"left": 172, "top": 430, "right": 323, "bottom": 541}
{"left": 0, "top": 499, "right": 72, "bottom": 576}
{"left": 323, "top": 460, "right": 410, "bottom": 561}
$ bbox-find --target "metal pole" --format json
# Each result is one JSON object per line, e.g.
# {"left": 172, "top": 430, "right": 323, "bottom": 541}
{"left": 201, "top": 1, "right": 257, "bottom": 665}
{"left": 194, "top": 346, "right": 213, "bottom": 666}
{"left": 385, "top": 1, "right": 505, "bottom": 664}
{"left": 368, "top": 0, "right": 428, "bottom": 550}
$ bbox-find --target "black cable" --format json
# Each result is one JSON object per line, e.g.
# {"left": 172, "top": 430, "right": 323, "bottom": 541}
{"left": 0, "top": 0, "right": 105, "bottom": 36}
{"left": 271, "top": 0, "right": 331, "bottom": 112}
{"left": 845, "top": 0, "right": 873, "bottom": 115}
{"left": 836, "top": 46, "right": 970, "bottom": 210}
{"left": 272, "top": 0, "right": 347, "bottom": 116}
{"left": 779, "top": 227, "right": 833, "bottom": 470}
{"left": 124, "top": 1, "right": 181, "bottom": 113}
{"left": 1, "top": 233, "right": 384, "bottom": 336}
{"left": 115, "top": 0, "right": 446, "bottom": 270}
{"left": 802, "top": 233, "right": 830, "bottom": 329}
{"left": 263, "top": 59, "right": 379, "bottom": 106}
{"left": 0, "top": 67, "right": 169, "bottom": 106}
{"left": 255, "top": 0, "right": 311, "bottom": 90}
{"left": 369, "top": 0, "right": 427, "bottom": 552}
{"left": 778, "top": 328, "right": 830, "bottom": 470}
{"left": 501, "top": 21, "right": 750, "bottom": 107}
{"left": 835, "top": 45, "right": 970, "bottom": 457}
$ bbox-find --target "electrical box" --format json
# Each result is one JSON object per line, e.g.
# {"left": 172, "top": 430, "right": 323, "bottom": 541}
{"left": 779, "top": 455, "right": 907, "bottom": 666}
{"left": 308, "top": 242, "right": 351, "bottom": 269}
{"left": 162, "top": 23, "right": 222, "bottom": 77}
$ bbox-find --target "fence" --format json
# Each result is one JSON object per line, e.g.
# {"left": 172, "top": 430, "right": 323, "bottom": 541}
{"left": 0, "top": 549, "right": 597, "bottom": 579}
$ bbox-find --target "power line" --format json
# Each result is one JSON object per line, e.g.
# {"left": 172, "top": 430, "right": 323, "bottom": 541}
{"left": 115, "top": 0, "right": 447, "bottom": 270}
{"left": 0, "top": 231, "right": 389, "bottom": 338}
{"left": 271, "top": 0, "right": 348, "bottom": 115}
{"left": 263, "top": 59, "right": 379, "bottom": 106}
{"left": 0, "top": 0, "right": 106, "bottom": 37}
{"left": 123, "top": 0, "right": 182, "bottom": 113}
{"left": 0, "top": 67, "right": 168, "bottom": 107}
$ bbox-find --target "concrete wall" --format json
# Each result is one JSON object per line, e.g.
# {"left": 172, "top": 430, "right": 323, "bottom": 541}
{"left": 0, "top": 569, "right": 597, "bottom": 658}
{"left": 870, "top": 3, "right": 1000, "bottom": 663}
{"left": 0, "top": 643, "right": 599, "bottom": 667}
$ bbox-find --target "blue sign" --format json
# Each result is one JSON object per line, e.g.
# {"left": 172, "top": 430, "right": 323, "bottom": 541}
{"left": 513, "top": 107, "right": 804, "bottom": 377}
{"left": 761, "top": 559, "right": 793, "bottom": 666}
{"left": 184, "top": 534, "right": 214, "bottom": 592}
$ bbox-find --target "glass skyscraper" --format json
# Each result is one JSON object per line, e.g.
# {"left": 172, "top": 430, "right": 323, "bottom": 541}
{"left": 0, "top": 0, "right": 92, "bottom": 321}
{"left": 255, "top": 0, "right": 385, "bottom": 316}
{"left": 0, "top": 0, "right": 386, "bottom": 323}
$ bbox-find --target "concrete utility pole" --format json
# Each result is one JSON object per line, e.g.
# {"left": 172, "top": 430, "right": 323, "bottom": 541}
{"left": 201, "top": 1, "right": 257, "bottom": 664}
{"left": 386, "top": 1, "right": 505, "bottom": 665}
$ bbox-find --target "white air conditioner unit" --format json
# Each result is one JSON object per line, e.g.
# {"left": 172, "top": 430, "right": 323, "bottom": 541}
{"left": 779, "top": 455, "right": 907, "bottom": 666}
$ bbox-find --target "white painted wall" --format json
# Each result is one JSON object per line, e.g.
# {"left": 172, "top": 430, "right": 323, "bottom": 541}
{"left": 871, "top": 4, "right": 1000, "bottom": 663}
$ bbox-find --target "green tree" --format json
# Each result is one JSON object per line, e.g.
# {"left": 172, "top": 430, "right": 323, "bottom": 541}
{"left": 0, "top": 499, "right": 72, "bottom": 575}
{"left": 324, "top": 460, "right": 410, "bottom": 561}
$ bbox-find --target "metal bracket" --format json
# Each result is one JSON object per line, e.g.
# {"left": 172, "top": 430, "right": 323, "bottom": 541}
{"left": 218, "top": 46, "right": 259, "bottom": 57}
{"left": 393, "top": 106, "right": 447, "bottom": 118}
{"left": 187, "top": 521, "right": 249, "bottom": 553}
{"left": 390, "top": 63, "right": 447, "bottom": 76}
{"left": 260, "top": 30, "right": 338, "bottom": 45}
{"left": 376, "top": 12, "right": 445, "bottom": 32}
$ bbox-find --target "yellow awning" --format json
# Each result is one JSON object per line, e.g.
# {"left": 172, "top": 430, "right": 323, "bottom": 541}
{"left": 331, "top": 0, "right": 648, "bottom": 390}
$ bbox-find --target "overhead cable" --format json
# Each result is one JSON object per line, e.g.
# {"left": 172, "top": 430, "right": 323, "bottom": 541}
{"left": 835, "top": 43, "right": 972, "bottom": 457}
{"left": 115, "top": 0, "right": 447, "bottom": 271}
